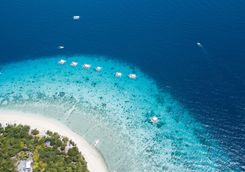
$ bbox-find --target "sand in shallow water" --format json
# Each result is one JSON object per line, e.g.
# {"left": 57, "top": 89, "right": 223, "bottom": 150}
{"left": 0, "top": 109, "right": 108, "bottom": 172}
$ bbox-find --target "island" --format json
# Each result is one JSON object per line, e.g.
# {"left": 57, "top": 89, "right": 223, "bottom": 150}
{"left": 0, "top": 110, "right": 108, "bottom": 172}
{"left": 0, "top": 124, "right": 89, "bottom": 172}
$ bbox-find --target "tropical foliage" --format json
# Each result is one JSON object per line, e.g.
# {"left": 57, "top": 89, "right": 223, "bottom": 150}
{"left": 0, "top": 123, "right": 89, "bottom": 172}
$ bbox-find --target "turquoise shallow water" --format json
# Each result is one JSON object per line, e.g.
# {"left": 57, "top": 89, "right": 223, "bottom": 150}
{"left": 0, "top": 56, "right": 239, "bottom": 171}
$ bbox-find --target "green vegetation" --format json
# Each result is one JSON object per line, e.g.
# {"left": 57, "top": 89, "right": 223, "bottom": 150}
{"left": 0, "top": 123, "right": 89, "bottom": 172}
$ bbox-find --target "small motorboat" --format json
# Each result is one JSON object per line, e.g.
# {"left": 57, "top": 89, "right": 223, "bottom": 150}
{"left": 197, "top": 42, "right": 203, "bottom": 48}
{"left": 94, "top": 139, "right": 100, "bottom": 147}
{"left": 58, "top": 45, "right": 64, "bottom": 49}
{"left": 73, "top": 16, "right": 80, "bottom": 20}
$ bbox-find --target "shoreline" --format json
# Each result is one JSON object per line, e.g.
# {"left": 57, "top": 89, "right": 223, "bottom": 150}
{"left": 0, "top": 109, "right": 108, "bottom": 172}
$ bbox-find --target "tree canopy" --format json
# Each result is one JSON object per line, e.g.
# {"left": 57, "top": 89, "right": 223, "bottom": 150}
{"left": 0, "top": 123, "right": 89, "bottom": 172}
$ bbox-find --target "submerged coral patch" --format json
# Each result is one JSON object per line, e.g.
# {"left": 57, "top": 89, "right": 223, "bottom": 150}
{"left": 0, "top": 55, "right": 236, "bottom": 172}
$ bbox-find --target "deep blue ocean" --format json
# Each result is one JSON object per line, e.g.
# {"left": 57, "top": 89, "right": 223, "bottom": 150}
{"left": 0, "top": 0, "right": 245, "bottom": 170}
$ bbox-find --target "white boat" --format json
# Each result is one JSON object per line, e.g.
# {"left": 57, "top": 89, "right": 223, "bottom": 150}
{"left": 70, "top": 61, "right": 78, "bottom": 67}
{"left": 115, "top": 72, "right": 122, "bottom": 78}
{"left": 58, "top": 45, "right": 64, "bottom": 49}
{"left": 95, "top": 66, "right": 102, "bottom": 71}
{"left": 150, "top": 116, "right": 159, "bottom": 124}
{"left": 197, "top": 42, "right": 202, "bottom": 48}
{"left": 128, "top": 74, "right": 137, "bottom": 79}
{"left": 58, "top": 59, "right": 66, "bottom": 65}
{"left": 83, "top": 64, "right": 91, "bottom": 69}
{"left": 94, "top": 139, "right": 100, "bottom": 147}
{"left": 73, "top": 16, "right": 80, "bottom": 20}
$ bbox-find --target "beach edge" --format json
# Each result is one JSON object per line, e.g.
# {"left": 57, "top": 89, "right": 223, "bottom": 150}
{"left": 0, "top": 109, "right": 108, "bottom": 172}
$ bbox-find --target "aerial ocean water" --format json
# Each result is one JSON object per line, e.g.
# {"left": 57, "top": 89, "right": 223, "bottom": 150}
{"left": 0, "top": 55, "right": 240, "bottom": 171}
{"left": 0, "top": 0, "right": 245, "bottom": 171}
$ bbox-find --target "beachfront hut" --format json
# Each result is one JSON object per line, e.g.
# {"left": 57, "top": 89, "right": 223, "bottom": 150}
{"left": 45, "top": 140, "right": 51, "bottom": 147}
{"left": 23, "top": 160, "right": 32, "bottom": 172}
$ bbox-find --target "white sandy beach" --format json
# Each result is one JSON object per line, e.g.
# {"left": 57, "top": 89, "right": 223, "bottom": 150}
{"left": 0, "top": 109, "right": 108, "bottom": 172}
